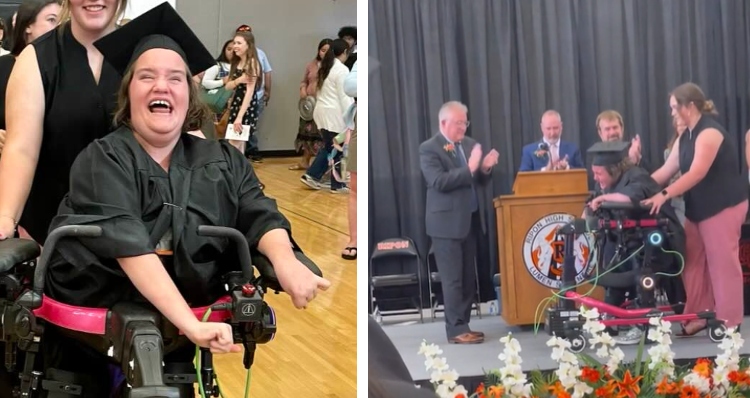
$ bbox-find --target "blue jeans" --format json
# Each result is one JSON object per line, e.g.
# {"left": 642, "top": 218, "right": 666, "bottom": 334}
{"left": 307, "top": 129, "right": 344, "bottom": 189}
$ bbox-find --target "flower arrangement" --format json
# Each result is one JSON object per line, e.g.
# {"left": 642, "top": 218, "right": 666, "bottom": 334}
{"left": 444, "top": 143, "right": 456, "bottom": 156}
{"left": 419, "top": 307, "right": 749, "bottom": 398}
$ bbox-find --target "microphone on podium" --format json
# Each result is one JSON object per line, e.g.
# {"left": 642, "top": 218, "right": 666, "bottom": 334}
{"left": 538, "top": 142, "right": 549, "bottom": 152}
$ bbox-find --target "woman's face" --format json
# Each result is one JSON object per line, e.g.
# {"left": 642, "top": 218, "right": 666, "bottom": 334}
{"left": 669, "top": 95, "right": 691, "bottom": 124}
{"left": 318, "top": 44, "right": 329, "bottom": 59}
{"left": 26, "top": 3, "right": 61, "bottom": 43}
{"left": 69, "top": 0, "right": 119, "bottom": 34}
{"left": 591, "top": 165, "right": 615, "bottom": 190}
{"left": 232, "top": 36, "right": 248, "bottom": 57}
{"left": 128, "top": 48, "right": 190, "bottom": 145}
{"left": 224, "top": 42, "right": 234, "bottom": 61}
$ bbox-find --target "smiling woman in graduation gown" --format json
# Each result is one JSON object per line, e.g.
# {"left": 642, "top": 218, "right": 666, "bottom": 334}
{"left": 38, "top": 5, "right": 329, "bottom": 397}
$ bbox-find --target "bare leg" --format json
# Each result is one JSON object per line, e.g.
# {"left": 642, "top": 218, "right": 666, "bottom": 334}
{"left": 342, "top": 172, "right": 357, "bottom": 259}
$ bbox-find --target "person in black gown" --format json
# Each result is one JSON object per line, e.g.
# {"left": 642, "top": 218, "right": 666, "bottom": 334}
{"left": 35, "top": 4, "right": 330, "bottom": 397}
{"left": 586, "top": 141, "right": 686, "bottom": 345}
{"left": 0, "top": 0, "right": 127, "bottom": 243}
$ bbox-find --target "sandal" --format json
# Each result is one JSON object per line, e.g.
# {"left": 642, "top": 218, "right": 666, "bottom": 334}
{"left": 342, "top": 247, "right": 357, "bottom": 260}
{"left": 676, "top": 321, "right": 706, "bottom": 338}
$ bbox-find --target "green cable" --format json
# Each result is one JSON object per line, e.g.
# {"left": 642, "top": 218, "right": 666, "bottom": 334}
{"left": 194, "top": 306, "right": 253, "bottom": 398}
{"left": 533, "top": 232, "right": 687, "bottom": 334}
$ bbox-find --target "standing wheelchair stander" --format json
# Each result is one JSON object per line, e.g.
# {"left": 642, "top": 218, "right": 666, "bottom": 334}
{"left": 544, "top": 201, "right": 726, "bottom": 352}
{"left": 0, "top": 224, "right": 314, "bottom": 397}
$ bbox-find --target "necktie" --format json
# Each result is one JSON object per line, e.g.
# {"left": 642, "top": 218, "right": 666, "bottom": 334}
{"left": 550, "top": 143, "right": 559, "bottom": 163}
{"left": 455, "top": 142, "right": 478, "bottom": 212}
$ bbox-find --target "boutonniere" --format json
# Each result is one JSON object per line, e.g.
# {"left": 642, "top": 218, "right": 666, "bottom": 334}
{"left": 443, "top": 143, "right": 456, "bottom": 157}
{"left": 534, "top": 148, "right": 548, "bottom": 158}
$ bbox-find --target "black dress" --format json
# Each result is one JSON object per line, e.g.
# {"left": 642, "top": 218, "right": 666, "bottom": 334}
{"left": 19, "top": 22, "right": 121, "bottom": 243}
{"left": 40, "top": 128, "right": 297, "bottom": 397}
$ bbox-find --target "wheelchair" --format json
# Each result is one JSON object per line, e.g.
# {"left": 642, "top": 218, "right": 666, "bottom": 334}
{"left": 544, "top": 201, "right": 726, "bottom": 352}
{"left": 0, "top": 224, "right": 320, "bottom": 397}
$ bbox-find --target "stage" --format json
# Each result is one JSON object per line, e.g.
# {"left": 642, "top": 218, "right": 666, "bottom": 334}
{"left": 379, "top": 305, "right": 750, "bottom": 390}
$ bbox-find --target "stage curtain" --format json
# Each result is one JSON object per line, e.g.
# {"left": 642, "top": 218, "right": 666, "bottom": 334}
{"left": 369, "top": 0, "right": 750, "bottom": 306}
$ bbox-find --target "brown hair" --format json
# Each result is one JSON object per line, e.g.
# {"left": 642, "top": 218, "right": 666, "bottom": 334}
{"left": 112, "top": 60, "right": 209, "bottom": 133}
{"left": 604, "top": 157, "right": 635, "bottom": 181}
{"left": 596, "top": 110, "right": 624, "bottom": 131}
{"left": 670, "top": 82, "right": 718, "bottom": 116}
{"left": 228, "top": 31, "right": 260, "bottom": 88}
{"left": 57, "top": 0, "right": 128, "bottom": 32}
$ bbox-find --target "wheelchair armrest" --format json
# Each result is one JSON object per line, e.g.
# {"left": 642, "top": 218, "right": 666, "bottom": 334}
{"left": 251, "top": 250, "right": 322, "bottom": 293}
{"left": 0, "top": 239, "right": 40, "bottom": 274}
{"left": 599, "top": 201, "right": 652, "bottom": 212}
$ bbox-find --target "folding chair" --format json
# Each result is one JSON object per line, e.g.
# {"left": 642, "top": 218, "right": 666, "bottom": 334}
{"left": 369, "top": 237, "right": 424, "bottom": 323}
{"left": 426, "top": 241, "right": 482, "bottom": 321}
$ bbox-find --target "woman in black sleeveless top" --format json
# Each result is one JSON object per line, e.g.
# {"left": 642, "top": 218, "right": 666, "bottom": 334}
{"left": 644, "top": 82, "right": 748, "bottom": 334}
{"left": 0, "top": 1, "right": 126, "bottom": 395}
{"left": 0, "top": 0, "right": 126, "bottom": 243}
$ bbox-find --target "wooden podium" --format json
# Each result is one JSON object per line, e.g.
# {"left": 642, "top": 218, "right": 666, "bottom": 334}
{"left": 493, "top": 169, "right": 605, "bottom": 326}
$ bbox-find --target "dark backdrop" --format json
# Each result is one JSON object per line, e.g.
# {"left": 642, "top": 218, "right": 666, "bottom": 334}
{"left": 368, "top": 0, "right": 750, "bottom": 307}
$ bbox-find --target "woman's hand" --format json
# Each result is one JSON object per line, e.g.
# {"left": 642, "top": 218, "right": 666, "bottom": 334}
{"left": 275, "top": 259, "right": 331, "bottom": 309}
{"left": 588, "top": 196, "right": 604, "bottom": 211}
{"left": 183, "top": 320, "right": 242, "bottom": 354}
{"left": 233, "top": 121, "right": 243, "bottom": 135}
{"left": 641, "top": 193, "right": 667, "bottom": 215}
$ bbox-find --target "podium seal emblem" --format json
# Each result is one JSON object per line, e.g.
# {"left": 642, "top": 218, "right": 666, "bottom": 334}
{"left": 522, "top": 213, "right": 596, "bottom": 289}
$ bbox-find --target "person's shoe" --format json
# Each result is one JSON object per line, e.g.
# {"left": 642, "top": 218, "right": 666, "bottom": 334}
{"left": 468, "top": 331, "right": 484, "bottom": 338}
{"left": 448, "top": 333, "right": 483, "bottom": 344}
{"left": 300, "top": 174, "right": 321, "bottom": 190}
{"left": 614, "top": 327, "right": 644, "bottom": 345}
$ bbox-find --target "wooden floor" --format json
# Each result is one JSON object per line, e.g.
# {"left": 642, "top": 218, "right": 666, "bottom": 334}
{"left": 211, "top": 157, "right": 357, "bottom": 397}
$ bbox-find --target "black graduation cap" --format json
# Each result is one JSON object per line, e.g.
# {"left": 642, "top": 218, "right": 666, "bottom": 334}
{"left": 587, "top": 141, "right": 631, "bottom": 166}
{"left": 93, "top": 2, "right": 215, "bottom": 76}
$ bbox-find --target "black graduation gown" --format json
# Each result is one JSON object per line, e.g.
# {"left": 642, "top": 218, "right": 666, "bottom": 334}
{"left": 593, "top": 166, "right": 687, "bottom": 306}
{"left": 368, "top": 316, "right": 438, "bottom": 398}
{"left": 45, "top": 127, "right": 292, "bottom": 308}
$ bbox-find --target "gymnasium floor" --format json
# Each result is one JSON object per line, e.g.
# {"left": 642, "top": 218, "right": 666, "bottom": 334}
{"left": 211, "top": 157, "right": 356, "bottom": 397}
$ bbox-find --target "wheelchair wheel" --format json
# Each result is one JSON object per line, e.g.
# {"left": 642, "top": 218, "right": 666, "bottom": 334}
{"left": 708, "top": 323, "right": 727, "bottom": 343}
{"left": 567, "top": 332, "right": 587, "bottom": 353}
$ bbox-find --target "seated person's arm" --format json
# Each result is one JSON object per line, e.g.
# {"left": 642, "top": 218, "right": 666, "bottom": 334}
{"left": 231, "top": 148, "right": 330, "bottom": 308}
{"left": 419, "top": 144, "right": 473, "bottom": 192}
{"left": 651, "top": 138, "right": 681, "bottom": 186}
{"left": 571, "top": 147, "right": 585, "bottom": 169}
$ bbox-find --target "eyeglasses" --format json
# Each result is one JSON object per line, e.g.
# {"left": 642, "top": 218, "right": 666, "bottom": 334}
{"left": 452, "top": 121, "right": 470, "bottom": 128}
{"left": 236, "top": 25, "right": 251, "bottom": 33}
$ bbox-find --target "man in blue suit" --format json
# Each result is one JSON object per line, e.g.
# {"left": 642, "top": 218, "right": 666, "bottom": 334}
{"left": 519, "top": 110, "right": 584, "bottom": 171}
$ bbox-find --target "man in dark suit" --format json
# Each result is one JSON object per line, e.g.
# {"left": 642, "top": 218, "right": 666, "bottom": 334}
{"left": 419, "top": 101, "right": 499, "bottom": 344}
{"left": 519, "top": 110, "right": 584, "bottom": 171}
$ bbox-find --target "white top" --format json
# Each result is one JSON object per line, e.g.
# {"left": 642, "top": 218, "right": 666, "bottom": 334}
{"left": 313, "top": 58, "right": 354, "bottom": 133}
{"left": 201, "top": 62, "right": 231, "bottom": 90}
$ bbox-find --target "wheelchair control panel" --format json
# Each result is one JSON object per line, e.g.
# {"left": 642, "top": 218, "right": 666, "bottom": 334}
{"left": 0, "top": 224, "right": 303, "bottom": 398}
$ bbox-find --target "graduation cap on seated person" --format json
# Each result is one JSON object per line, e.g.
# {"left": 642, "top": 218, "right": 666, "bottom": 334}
{"left": 587, "top": 141, "right": 631, "bottom": 166}
{"left": 93, "top": 2, "right": 215, "bottom": 77}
